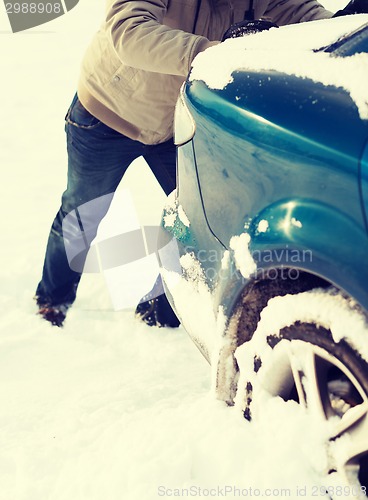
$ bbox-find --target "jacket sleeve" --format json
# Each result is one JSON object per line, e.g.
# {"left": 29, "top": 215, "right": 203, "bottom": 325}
{"left": 264, "top": 0, "right": 333, "bottom": 25}
{"left": 105, "top": 0, "right": 215, "bottom": 76}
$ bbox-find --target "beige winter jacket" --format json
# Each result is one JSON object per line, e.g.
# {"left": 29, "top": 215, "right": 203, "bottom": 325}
{"left": 77, "top": 0, "right": 332, "bottom": 145}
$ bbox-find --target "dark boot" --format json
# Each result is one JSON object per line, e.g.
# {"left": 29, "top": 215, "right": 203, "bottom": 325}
{"left": 36, "top": 299, "right": 69, "bottom": 327}
{"left": 135, "top": 275, "right": 180, "bottom": 328}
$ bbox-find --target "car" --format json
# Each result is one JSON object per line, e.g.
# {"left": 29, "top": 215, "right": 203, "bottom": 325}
{"left": 158, "top": 15, "right": 368, "bottom": 496}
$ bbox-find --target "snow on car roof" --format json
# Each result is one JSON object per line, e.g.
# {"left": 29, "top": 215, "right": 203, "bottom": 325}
{"left": 190, "top": 15, "right": 368, "bottom": 119}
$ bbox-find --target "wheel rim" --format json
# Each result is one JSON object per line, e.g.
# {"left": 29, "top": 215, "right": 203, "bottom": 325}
{"left": 257, "top": 339, "right": 368, "bottom": 496}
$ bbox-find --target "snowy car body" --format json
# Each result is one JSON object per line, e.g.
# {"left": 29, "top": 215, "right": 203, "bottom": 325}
{"left": 159, "top": 16, "right": 368, "bottom": 493}
{"left": 161, "top": 16, "right": 368, "bottom": 356}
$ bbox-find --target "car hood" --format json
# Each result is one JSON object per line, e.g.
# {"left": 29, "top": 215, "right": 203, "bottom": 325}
{"left": 190, "top": 15, "right": 368, "bottom": 121}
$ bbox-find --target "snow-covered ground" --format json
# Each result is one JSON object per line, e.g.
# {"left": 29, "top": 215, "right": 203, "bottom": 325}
{"left": 0, "top": 1, "right": 360, "bottom": 499}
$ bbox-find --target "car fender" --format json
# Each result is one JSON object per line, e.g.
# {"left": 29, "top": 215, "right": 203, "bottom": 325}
{"left": 215, "top": 198, "right": 368, "bottom": 318}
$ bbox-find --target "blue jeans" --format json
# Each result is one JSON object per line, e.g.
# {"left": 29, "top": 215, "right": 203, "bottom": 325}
{"left": 36, "top": 94, "right": 176, "bottom": 307}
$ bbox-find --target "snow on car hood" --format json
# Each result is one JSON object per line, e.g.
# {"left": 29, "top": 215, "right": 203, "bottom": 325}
{"left": 190, "top": 15, "right": 368, "bottom": 119}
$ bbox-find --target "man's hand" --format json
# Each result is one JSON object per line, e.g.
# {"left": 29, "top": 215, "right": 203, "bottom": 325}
{"left": 333, "top": 0, "right": 368, "bottom": 17}
{"left": 222, "top": 19, "right": 279, "bottom": 41}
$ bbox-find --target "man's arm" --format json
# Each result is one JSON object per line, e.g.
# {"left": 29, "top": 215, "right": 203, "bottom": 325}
{"left": 264, "top": 0, "right": 333, "bottom": 26}
{"left": 105, "top": 0, "right": 215, "bottom": 76}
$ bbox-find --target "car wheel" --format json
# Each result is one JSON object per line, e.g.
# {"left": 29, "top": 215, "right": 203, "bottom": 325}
{"left": 235, "top": 288, "right": 368, "bottom": 497}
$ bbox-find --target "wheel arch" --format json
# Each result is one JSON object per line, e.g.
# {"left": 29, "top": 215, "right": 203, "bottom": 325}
{"left": 248, "top": 198, "right": 368, "bottom": 311}
{"left": 215, "top": 198, "right": 368, "bottom": 323}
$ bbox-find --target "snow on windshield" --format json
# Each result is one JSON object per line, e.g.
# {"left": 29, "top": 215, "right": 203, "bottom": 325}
{"left": 190, "top": 15, "right": 368, "bottom": 119}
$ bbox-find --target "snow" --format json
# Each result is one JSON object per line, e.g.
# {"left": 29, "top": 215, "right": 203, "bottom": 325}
{"left": 163, "top": 212, "right": 177, "bottom": 227}
{"left": 221, "top": 250, "right": 230, "bottom": 271}
{"left": 163, "top": 190, "right": 178, "bottom": 228}
{"left": 190, "top": 15, "right": 368, "bottom": 119}
{"left": 0, "top": 0, "right": 365, "bottom": 498}
{"left": 163, "top": 202, "right": 189, "bottom": 229}
{"left": 236, "top": 288, "right": 368, "bottom": 364}
{"left": 291, "top": 217, "right": 303, "bottom": 229}
{"left": 178, "top": 205, "right": 190, "bottom": 227}
{"left": 257, "top": 219, "right": 269, "bottom": 233}
{"left": 229, "top": 233, "right": 257, "bottom": 279}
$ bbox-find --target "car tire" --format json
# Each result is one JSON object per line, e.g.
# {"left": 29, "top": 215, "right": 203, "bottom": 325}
{"left": 215, "top": 271, "right": 328, "bottom": 404}
{"left": 235, "top": 288, "right": 368, "bottom": 497}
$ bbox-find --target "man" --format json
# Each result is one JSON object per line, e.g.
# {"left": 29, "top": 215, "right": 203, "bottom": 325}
{"left": 35, "top": 0, "right": 365, "bottom": 327}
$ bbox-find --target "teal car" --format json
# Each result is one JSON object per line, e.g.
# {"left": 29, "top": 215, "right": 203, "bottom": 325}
{"left": 160, "top": 17, "right": 368, "bottom": 494}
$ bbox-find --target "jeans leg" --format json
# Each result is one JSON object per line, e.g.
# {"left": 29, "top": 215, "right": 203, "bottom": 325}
{"left": 135, "top": 139, "right": 180, "bottom": 326}
{"left": 36, "top": 97, "right": 145, "bottom": 306}
{"left": 143, "top": 139, "right": 177, "bottom": 196}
